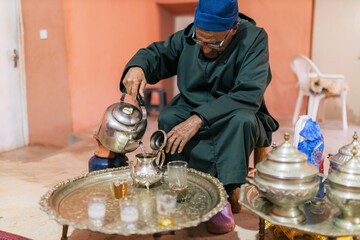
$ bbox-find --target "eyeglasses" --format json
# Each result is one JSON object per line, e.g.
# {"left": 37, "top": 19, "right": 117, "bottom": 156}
{"left": 191, "top": 30, "right": 231, "bottom": 49}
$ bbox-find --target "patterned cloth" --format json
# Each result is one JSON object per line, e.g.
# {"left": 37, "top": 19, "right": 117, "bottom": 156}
{"left": 297, "top": 118, "right": 325, "bottom": 198}
{"left": 0, "top": 231, "right": 32, "bottom": 240}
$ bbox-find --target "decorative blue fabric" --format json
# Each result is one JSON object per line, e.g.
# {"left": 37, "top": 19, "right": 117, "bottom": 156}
{"left": 297, "top": 119, "right": 325, "bottom": 198}
{"left": 194, "top": 0, "right": 239, "bottom": 31}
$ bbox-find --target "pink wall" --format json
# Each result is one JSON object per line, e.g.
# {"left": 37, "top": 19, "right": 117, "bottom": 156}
{"left": 63, "top": 0, "right": 163, "bottom": 133}
{"left": 237, "top": 0, "right": 313, "bottom": 117}
{"left": 21, "top": 0, "right": 72, "bottom": 147}
{"left": 21, "top": 0, "right": 313, "bottom": 147}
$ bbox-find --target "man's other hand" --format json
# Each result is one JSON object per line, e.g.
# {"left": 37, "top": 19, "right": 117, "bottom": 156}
{"left": 166, "top": 115, "right": 203, "bottom": 154}
{"left": 122, "top": 67, "right": 147, "bottom": 103}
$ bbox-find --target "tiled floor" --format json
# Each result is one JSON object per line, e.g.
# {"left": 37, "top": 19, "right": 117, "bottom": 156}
{"left": 0, "top": 115, "right": 358, "bottom": 240}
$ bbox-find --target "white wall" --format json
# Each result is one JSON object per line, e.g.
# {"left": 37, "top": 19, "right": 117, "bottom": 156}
{"left": 312, "top": 0, "right": 360, "bottom": 123}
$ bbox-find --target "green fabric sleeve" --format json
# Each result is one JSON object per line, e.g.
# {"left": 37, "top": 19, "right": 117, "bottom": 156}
{"left": 120, "top": 30, "right": 184, "bottom": 89}
{"left": 193, "top": 30, "right": 270, "bottom": 125}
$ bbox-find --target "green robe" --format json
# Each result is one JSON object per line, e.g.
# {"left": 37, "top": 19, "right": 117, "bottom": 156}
{"left": 121, "top": 14, "right": 279, "bottom": 185}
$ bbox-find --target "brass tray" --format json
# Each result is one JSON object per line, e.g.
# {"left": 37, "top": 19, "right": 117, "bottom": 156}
{"left": 240, "top": 183, "right": 360, "bottom": 237}
{"left": 39, "top": 167, "right": 227, "bottom": 235}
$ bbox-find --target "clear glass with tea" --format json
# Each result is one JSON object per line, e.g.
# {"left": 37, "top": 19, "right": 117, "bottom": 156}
{"left": 156, "top": 190, "right": 177, "bottom": 227}
{"left": 112, "top": 177, "right": 128, "bottom": 199}
{"left": 167, "top": 160, "right": 188, "bottom": 202}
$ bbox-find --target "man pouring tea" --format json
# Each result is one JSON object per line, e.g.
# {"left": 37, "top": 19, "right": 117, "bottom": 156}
{"left": 120, "top": 0, "right": 278, "bottom": 233}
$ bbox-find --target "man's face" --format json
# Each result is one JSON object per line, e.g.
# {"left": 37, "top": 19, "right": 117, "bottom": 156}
{"left": 194, "top": 24, "right": 238, "bottom": 59}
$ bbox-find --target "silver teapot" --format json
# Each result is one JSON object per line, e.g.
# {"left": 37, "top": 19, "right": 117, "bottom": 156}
{"left": 329, "top": 131, "right": 360, "bottom": 173}
{"left": 247, "top": 133, "right": 320, "bottom": 224}
{"left": 96, "top": 92, "right": 147, "bottom": 154}
{"left": 129, "top": 130, "right": 167, "bottom": 189}
{"left": 327, "top": 146, "right": 360, "bottom": 230}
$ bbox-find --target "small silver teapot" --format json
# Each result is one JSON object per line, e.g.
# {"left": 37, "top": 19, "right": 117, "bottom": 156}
{"left": 329, "top": 131, "right": 360, "bottom": 173}
{"left": 96, "top": 92, "right": 147, "bottom": 154}
{"left": 130, "top": 130, "right": 167, "bottom": 189}
{"left": 327, "top": 146, "right": 360, "bottom": 230}
{"left": 247, "top": 133, "right": 320, "bottom": 224}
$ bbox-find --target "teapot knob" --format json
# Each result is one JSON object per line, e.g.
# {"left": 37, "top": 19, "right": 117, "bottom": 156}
{"left": 351, "top": 146, "right": 358, "bottom": 156}
{"left": 284, "top": 132, "right": 290, "bottom": 142}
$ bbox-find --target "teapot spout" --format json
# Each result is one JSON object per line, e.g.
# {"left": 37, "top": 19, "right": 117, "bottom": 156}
{"left": 150, "top": 130, "right": 167, "bottom": 153}
{"left": 129, "top": 160, "right": 135, "bottom": 179}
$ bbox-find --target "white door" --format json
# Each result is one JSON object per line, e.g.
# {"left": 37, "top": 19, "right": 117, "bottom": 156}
{"left": 0, "top": 0, "right": 28, "bottom": 152}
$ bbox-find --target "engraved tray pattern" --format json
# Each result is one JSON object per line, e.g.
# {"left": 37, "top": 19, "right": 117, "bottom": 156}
{"left": 239, "top": 183, "right": 360, "bottom": 237}
{"left": 39, "top": 167, "right": 227, "bottom": 235}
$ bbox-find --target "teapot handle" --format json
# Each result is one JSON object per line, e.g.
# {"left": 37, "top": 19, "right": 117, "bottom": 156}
{"left": 158, "top": 150, "right": 166, "bottom": 169}
{"left": 120, "top": 89, "right": 147, "bottom": 125}
{"left": 136, "top": 94, "right": 145, "bottom": 107}
{"left": 246, "top": 177, "right": 267, "bottom": 193}
{"left": 120, "top": 89, "right": 145, "bottom": 107}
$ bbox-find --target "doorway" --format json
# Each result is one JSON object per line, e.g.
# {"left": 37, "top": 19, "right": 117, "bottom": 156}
{"left": 0, "top": 0, "right": 28, "bottom": 152}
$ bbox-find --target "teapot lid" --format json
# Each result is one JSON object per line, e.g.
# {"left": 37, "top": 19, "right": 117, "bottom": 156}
{"left": 329, "top": 132, "right": 360, "bottom": 166}
{"left": 256, "top": 133, "right": 319, "bottom": 179}
{"left": 112, "top": 103, "right": 142, "bottom": 126}
{"left": 267, "top": 133, "right": 308, "bottom": 163}
{"left": 328, "top": 146, "right": 360, "bottom": 188}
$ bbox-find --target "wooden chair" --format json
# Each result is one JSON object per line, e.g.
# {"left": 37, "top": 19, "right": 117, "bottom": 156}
{"left": 248, "top": 146, "right": 269, "bottom": 176}
{"left": 229, "top": 146, "right": 269, "bottom": 213}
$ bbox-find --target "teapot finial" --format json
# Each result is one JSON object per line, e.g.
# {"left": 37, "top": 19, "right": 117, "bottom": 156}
{"left": 353, "top": 131, "right": 358, "bottom": 141}
{"left": 122, "top": 107, "right": 133, "bottom": 115}
{"left": 284, "top": 132, "right": 290, "bottom": 142}
{"left": 351, "top": 145, "right": 358, "bottom": 156}
{"left": 271, "top": 142, "right": 277, "bottom": 150}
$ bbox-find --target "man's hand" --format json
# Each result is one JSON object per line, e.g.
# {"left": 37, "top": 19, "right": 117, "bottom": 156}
{"left": 122, "top": 67, "right": 147, "bottom": 103}
{"left": 166, "top": 115, "right": 203, "bottom": 154}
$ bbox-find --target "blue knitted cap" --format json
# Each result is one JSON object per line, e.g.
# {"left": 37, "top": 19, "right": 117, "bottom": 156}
{"left": 194, "top": 0, "right": 239, "bottom": 31}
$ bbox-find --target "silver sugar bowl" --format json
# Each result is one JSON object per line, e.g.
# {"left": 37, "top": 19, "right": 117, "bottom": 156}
{"left": 329, "top": 132, "right": 360, "bottom": 174}
{"left": 327, "top": 146, "right": 360, "bottom": 230}
{"left": 247, "top": 133, "right": 320, "bottom": 223}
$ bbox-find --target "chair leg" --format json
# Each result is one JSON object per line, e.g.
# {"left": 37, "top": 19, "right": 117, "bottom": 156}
{"left": 341, "top": 91, "right": 348, "bottom": 130}
{"left": 309, "top": 95, "right": 324, "bottom": 121}
{"left": 318, "top": 99, "right": 326, "bottom": 122}
{"left": 248, "top": 147, "right": 269, "bottom": 176}
{"left": 254, "top": 147, "right": 269, "bottom": 165}
{"left": 307, "top": 95, "right": 314, "bottom": 117}
{"left": 292, "top": 91, "right": 304, "bottom": 124}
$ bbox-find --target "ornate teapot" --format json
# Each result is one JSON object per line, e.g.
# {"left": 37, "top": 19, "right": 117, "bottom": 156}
{"left": 329, "top": 131, "right": 360, "bottom": 173}
{"left": 96, "top": 92, "right": 147, "bottom": 154}
{"left": 130, "top": 130, "right": 167, "bottom": 189}
{"left": 247, "top": 133, "right": 320, "bottom": 224}
{"left": 327, "top": 146, "right": 360, "bottom": 230}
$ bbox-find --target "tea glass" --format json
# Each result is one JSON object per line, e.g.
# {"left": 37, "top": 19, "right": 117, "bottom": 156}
{"left": 156, "top": 190, "right": 177, "bottom": 227}
{"left": 87, "top": 192, "right": 106, "bottom": 226}
{"left": 112, "top": 173, "right": 130, "bottom": 199}
{"left": 310, "top": 197, "right": 326, "bottom": 215}
{"left": 167, "top": 161, "right": 188, "bottom": 202}
{"left": 120, "top": 197, "right": 139, "bottom": 228}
